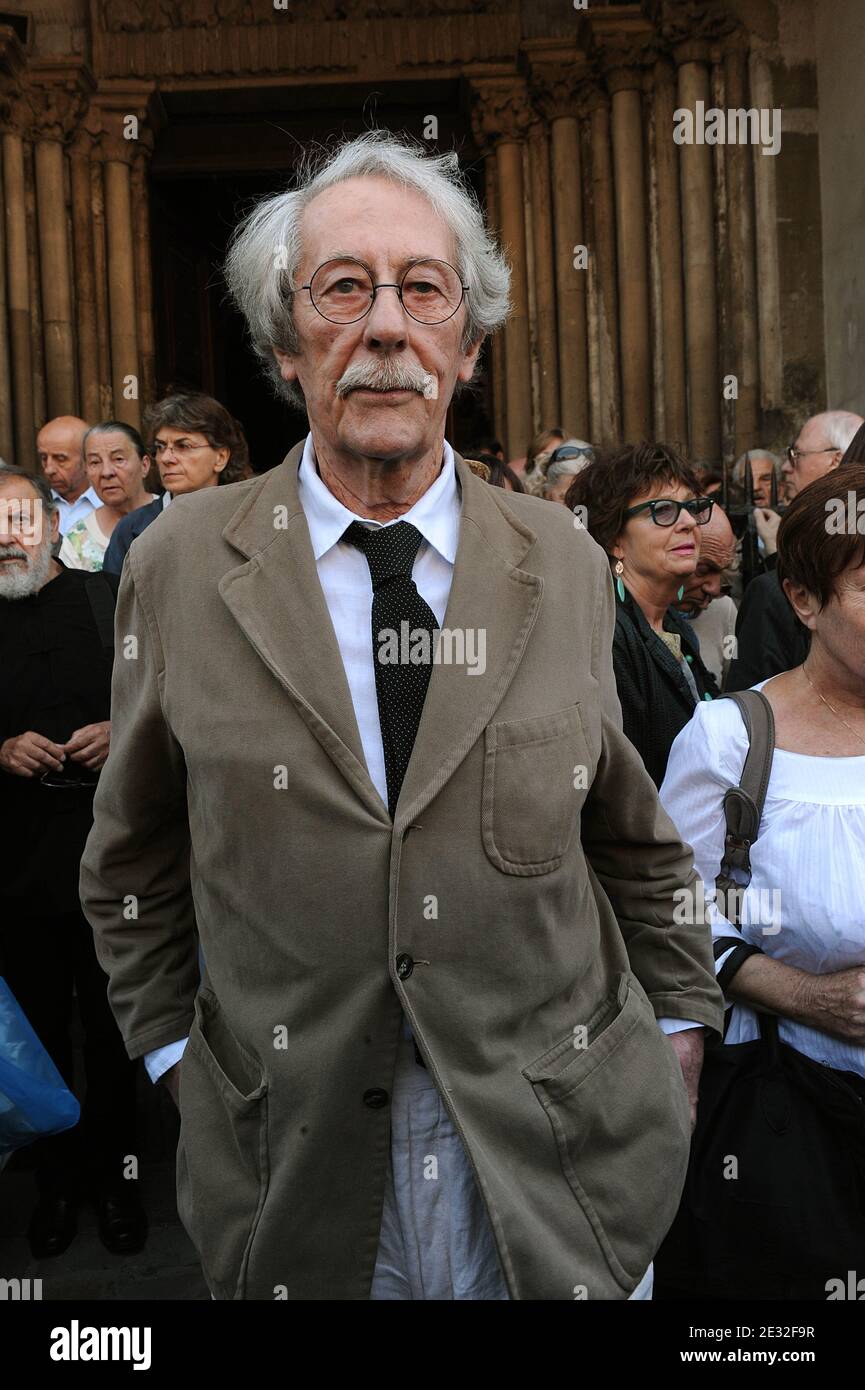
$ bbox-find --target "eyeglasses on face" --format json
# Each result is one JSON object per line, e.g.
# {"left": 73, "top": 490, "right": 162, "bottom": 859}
{"left": 286, "top": 257, "right": 469, "bottom": 325}
{"left": 153, "top": 438, "right": 212, "bottom": 457}
{"left": 786, "top": 444, "right": 836, "bottom": 466}
{"left": 622, "top": 496, "right": 714, "bottom": 527}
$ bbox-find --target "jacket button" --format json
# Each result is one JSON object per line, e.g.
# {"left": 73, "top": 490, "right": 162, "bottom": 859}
{"left": 362, "top": 1088, "right": 389, "bottom": 1109}
{"left": 396, "top": 953, "right": 414, "bottom": 980}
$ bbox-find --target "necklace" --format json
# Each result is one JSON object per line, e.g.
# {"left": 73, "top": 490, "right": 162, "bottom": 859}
{"left": 802, "top": 664, "right": 865, "bottom": 751}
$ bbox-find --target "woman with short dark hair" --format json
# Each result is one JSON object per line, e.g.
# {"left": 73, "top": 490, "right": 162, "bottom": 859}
{"left": 566, "top": 442, "right": 718, "bottom": 785}
{"left": 103, "top": 394, "right": 250, "bottom": 575}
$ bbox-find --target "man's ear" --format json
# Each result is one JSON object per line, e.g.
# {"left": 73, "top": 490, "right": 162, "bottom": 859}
{"left": 456, "top": 334, "right": 485, "bottom": 386}
{"left": 273, "top": 347, "right": 298, "bottom": 385}
{"left": 782, "top": 578, "right": 821, "bottom": 631}
{"left": 828, "top": 449, "right": 843, "bottom": 472}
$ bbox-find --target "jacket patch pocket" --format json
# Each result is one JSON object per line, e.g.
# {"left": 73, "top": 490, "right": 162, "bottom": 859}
{"left": 176, "top": 988, "right": 269, "bottom": 1299}
{"left": 523, "top": 973, "right": 691, "bottom": 1291}
{"left": 482, "top": 703, "right": 591, "bottom": 875}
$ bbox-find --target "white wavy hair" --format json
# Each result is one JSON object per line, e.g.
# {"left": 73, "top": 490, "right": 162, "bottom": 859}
{"left": 224, "top": 130, "right": 512, "bottom": 407}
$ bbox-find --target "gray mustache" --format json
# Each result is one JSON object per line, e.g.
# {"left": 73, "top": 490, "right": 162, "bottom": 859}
{"left": 336, "top": 360, "right": 431, "bottom": 398}
{"left": 0, "top": 548, "right": 27, "bottom": 561}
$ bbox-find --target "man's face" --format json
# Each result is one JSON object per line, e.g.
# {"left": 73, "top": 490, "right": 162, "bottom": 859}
{"left": 274, "top": 176, "right": 483, "bottom": 466}
{"left": 0, "top": 478, "right": 58, "bottom": 600}
{"left": 37, "top": 421, "right": 87, "bottom": 500}
{"left": 781, "top": 418, "right": 841, "bottom": 499}
{"left": 749, "top": 456, "right": 776, "bottom": 508}
{"left": 678, "top": 529, "right": 736, "bottom": 616}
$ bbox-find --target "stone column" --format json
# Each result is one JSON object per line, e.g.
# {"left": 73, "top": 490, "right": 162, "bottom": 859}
{"left": 724, "top": 34, "right": 759, "bottom": 458}
{"left": 532, "top": 58, "right": 595, "bottom": 437}
{"left": 471, "top": 79, "right": 534, "bottom": 461}
{"left": 526, "top": 117, "right": 559, "bottom": 430}
{"left": 583, "top": 83, "right": 621, "bottom": 446}
{"left": 587, "top": 18, "right": 655, "bottom": 443}
{"left": 651, "top": 58, "right": 688, "bottom": 448}
{"left": 94, "top": 108, "right": 141, "bottom": 429}
{"left": 69, "top": 113, "right": 101, "bottom": 424}
{"left": 90, "top": 143, "right": 112, "bottom": 418}
{"left": 2, "top": 124, "right": 32, "bottom": 465}
{"left": 131, "top": 136, "right": 156, "bottom": 409}
{"left": 607, "top": 71, "right": 652, "bottom": 441}
{"left": 0, "top": 32, "right": 26, "bottom": 464}
{"left": 26, "top": 66, "right": 93, "bottom": 424}
{"left": 483, "top": 152, "right": 506, "bottom": 447}
{"left": 674, "top": 38, "right": 721, "bottom": 462}
{"left": 24, "top": 144, "right": 46, "bottom": 433}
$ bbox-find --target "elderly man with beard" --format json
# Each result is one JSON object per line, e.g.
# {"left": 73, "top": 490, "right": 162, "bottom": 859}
{"left": 674, "top": 505, "right": 738, "bottom": 688}
{"left": 80, "top": 131, "right": 722, "bottom": 1301}
{"left": 0, "top": 464, "right": 146, "bottom": 1259}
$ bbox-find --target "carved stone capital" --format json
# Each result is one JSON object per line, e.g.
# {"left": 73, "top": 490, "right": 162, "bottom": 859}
{"left": 529, "top": 60, "right": 592, "bottom": 125}
{"left": 469, "top": 77, "right": 534, "bottom": 152}
{"left": 89, "top": 84, "right": 163, "bottom": 164}
{"left": 576, "top": 13, "right": 657, "bottom": 94}
{"left": 648, "top": 0, "right": 738, "bottom": 62}
{"left": 23, "top": 62, "right": 95, "bottom": 144}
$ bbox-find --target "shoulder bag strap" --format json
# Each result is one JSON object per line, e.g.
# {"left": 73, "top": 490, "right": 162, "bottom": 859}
{"left": 715, "top": 689, "right": 776, "bottom": 929}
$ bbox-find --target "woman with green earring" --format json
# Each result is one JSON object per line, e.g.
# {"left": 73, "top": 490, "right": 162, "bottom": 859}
{"left": 567, "top": 442, "right": 718, "bottom": 786}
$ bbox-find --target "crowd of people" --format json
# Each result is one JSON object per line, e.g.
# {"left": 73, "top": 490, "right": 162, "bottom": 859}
{"left": 1, "top": 127, "right": 863, "bottom": 1301}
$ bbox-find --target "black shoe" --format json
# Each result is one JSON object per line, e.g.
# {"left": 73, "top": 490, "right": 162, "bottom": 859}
{"left": 28, "top": 1193, "right": 79, "bottom": 1259}
{"left": 95, "top": 1187, "right": 148, "bottom": 1255}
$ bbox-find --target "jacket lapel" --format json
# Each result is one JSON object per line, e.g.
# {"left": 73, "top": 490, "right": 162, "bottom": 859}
{"left": 394, "top": 456, "right": 543, "bottom": 826}
{"left": 218, "top": 442, "right": 389, "bottom": 822}
{"left": 218, "top": 445, "right": 542, "bottom": 826}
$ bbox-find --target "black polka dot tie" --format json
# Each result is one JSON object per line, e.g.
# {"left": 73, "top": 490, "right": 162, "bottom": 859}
{"left": 344, "top": 520, "right": 440, "bottom": 817}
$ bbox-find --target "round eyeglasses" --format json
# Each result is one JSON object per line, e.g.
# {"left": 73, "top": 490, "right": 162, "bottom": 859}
{"left": 622, "top": 496, "right": 715, "bottom": 527}
{"left": 287, "top": 258, "right": 469, "bottom": 326}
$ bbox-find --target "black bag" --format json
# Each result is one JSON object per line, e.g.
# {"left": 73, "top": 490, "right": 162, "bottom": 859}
{"left": 655, "top": 690, "right": 865, "bottom": 1300}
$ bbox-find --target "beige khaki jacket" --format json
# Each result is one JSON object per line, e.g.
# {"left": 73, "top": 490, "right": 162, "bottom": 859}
{"left": 80, "top": 442, "right": 724, "bottom": 1300}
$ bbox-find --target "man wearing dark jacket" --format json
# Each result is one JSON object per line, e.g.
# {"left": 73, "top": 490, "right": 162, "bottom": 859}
{"left": 0, "top": 463, "right": 145, "bottom": 1259}
{"left": 727, "top": 409, "right": 862, "bottom": 689}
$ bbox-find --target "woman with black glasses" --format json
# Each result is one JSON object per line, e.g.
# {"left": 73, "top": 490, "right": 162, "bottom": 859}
{"left": 567, "top": 442, "right": 718, "bottom": 786}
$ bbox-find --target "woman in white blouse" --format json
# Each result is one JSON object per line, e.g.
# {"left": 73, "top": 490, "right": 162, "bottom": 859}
{"left": 661, "top": 464, "right": 865, "bottom": 1080}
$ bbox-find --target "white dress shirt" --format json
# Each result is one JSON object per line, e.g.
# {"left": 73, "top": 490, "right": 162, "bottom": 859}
{"left": 53, "top": 485, "right": 100, "bottom": 537}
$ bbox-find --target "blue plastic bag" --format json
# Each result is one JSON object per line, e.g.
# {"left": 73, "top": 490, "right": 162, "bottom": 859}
{"left": 0, "top": 976, "right": 80, "bottom": 1154}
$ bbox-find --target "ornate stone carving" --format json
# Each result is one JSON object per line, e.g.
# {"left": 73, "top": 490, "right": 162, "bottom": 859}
{"left": 530, "top": 62, "right": 592, "bottom": 125}
{"left": 99, "top": 0, "right": 509, "bottom": 31}
{"left": 648, "top": 0, "right": 738, "bottom": 55}
{"left": 469, "top": 78, "right": 534, "bottom": 151}
{"left": 7, "top": 66, "right": 94, "bottom": 144}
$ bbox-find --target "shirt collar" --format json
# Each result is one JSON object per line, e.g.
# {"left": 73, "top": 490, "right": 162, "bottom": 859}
{"left": 53, "top": 485, "right": 100, "bottom": 509}
{"left": 297, "top": 431, "right": 460, "bottom": 566}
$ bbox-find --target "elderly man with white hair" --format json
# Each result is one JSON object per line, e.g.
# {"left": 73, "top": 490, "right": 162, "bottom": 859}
{"left": 81, "top": 131, "right": 721, "bottom": 1302}
{"left": 728, "top": 408, "right": 864, "bottom": 689}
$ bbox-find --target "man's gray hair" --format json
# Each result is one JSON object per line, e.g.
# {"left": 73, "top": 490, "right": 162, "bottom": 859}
{"left": 732, "top": 448, "right": 782, "bottom": 484}
{"left": 224, "top": 130, "right": 511, "bottom": 405}
{"left": 820, "top": 409, "right": 864, "bottom": 454}
{"left": 0, "top": 461, "right": 58, "bottom": 515}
